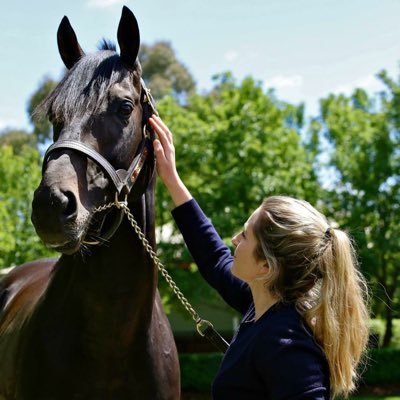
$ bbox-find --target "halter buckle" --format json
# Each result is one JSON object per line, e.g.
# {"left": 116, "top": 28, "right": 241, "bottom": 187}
{"left": 142, "top": 86, "right": 159, "bottom": 117}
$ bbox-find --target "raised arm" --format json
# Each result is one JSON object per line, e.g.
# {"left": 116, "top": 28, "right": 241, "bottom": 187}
{"left": 149, "top": 116, "right": 252, "bottom": 314}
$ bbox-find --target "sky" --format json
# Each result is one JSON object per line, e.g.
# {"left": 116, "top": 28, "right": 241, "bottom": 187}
{"left": 1, "top": 0, "right": 399, "bottom": 132}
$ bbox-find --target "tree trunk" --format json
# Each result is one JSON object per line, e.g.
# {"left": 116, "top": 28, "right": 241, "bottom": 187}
{"left": 382, "top": 288, "right": 394, "bottom": 347}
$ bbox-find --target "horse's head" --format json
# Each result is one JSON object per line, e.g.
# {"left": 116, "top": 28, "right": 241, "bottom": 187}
{"left": 31, "top": 7, "right": 155, "bottom": 255}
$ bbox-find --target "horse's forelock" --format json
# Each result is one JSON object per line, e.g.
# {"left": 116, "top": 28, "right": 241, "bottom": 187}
{"left": 35, "top": 50, "right": 141, "bottom": 125}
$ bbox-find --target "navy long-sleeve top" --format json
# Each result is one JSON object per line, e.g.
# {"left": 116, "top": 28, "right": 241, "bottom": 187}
{"left": 172, "top": 199, "right": 330, "bottom": 399}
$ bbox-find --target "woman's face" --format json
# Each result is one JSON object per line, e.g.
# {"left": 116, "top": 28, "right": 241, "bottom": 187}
{"left": 231, "top": 207, "right": 268, "bottom": 283}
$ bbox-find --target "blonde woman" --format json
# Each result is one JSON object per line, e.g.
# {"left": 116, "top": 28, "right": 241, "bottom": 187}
{"left": 149, "top": 115, "right": 370, "bottom": 399}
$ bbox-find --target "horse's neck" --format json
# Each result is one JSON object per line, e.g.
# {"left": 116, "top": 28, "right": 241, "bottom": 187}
{"left": 47, "top": 190, "right": 158, "bottom": 331}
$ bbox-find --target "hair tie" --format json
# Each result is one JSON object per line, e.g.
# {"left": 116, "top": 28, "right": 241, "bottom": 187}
{"left": 324, "top": 227, "right": 332, "bottom": 239}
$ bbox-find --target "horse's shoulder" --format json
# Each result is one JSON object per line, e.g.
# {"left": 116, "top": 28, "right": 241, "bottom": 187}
{"left": 0, "top": 259, "right": 58, "bottom": 397}
{"left": 0, "top": 258, "right": 58, "bottom": 330}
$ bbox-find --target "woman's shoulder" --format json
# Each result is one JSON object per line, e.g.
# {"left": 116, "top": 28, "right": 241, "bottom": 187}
{"left": 252, "top": 302, "right": 324, "bottom": 360}
{"left": 258, "top": 301, "right": 303, "bottom": 330}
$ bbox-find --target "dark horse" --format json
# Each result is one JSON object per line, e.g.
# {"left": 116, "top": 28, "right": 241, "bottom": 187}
{"left": 0, "top": 7, "right": 180, "bottom": 399}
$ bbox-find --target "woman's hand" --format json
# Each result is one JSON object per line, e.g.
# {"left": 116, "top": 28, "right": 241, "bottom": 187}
{"left": 149, "top": 115, "right": 178, "bottom": 186}
{"left": 149, "top": 115, "right": 192, "bottom": 207}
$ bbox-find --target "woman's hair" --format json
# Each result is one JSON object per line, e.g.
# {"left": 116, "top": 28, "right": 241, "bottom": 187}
{"left": 252, "top": 196, "right": 370, "bottom": 399}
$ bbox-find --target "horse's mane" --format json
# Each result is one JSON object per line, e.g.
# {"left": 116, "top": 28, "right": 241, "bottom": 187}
{"left": 35, "top": 42, "right": 141, "bottom": 125}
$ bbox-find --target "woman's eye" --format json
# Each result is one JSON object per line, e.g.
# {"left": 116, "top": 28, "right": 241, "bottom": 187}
{"left": 119, "top": 101, "right": 134, "bottom": 118}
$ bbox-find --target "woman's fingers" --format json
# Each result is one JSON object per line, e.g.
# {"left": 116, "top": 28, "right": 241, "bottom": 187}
{"left": 154, "top": 115, "right": 172, "bottom": 143}
{"left": 149, "top": 115, "right": 172, "bottom": 144}
{"left": 150, "top": 118, "right": 170, "bottom": 152}
{"left": 153, "top": 138, "right": 165, "bottom": 160}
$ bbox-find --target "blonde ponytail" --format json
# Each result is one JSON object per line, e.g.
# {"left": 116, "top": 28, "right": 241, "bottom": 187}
{"left": 304, "top": 228, "right": 370, "bottom": 398}
{"left": 253, "top": 196, "right": 370, "bottom": 399}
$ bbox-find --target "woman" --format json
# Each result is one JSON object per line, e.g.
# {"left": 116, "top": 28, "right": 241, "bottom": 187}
{"left": 149, "top": 115, "right": 370, "bottom": 399}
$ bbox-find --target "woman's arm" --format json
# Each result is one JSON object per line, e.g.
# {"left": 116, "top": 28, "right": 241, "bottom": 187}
{"left": 171, "top": 198, "right": 251, "bottom": 314}
{"left": 149, "top": 116, "right": 252, "bottom": 314}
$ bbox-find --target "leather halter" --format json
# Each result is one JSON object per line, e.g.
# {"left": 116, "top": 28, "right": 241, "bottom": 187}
{"left": 41, "top": 78, "right": 157, "bottom": 244}
{"left": 43, "top": 78, "right": 157, "bottom": 198}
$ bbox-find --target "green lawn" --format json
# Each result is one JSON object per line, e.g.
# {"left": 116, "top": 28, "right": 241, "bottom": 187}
{"left": 352, "top": 397, "right": 400, "bottom": 400}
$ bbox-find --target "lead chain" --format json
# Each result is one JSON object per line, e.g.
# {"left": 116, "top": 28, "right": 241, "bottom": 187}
{"left": 94, "top": 200, "right": 202, "bottom": 325}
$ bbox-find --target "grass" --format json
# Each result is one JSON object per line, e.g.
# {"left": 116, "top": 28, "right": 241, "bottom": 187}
{"left": 352, "top": 398, "right": 400, "bottom": 400}
{"left": 181, "top": 393, "right": 400, "bottom": 399}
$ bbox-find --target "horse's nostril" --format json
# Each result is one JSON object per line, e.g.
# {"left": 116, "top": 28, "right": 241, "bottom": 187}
{"left": 61, "top": 191, "right": 77, "bottom": 221}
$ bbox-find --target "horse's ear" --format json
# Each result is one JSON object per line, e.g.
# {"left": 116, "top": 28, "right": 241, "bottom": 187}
{"left": 57, "top": 16, "right": 85, "bottom": 69}
{"left": 117, "top": 6, "right": 140, "bottom": 69}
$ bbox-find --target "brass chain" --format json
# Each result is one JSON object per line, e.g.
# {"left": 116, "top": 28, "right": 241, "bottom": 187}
{"left": 94, "top": 199, "right": 207, "bottom": 328}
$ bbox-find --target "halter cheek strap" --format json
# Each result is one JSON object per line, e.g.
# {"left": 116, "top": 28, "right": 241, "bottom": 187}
{"left": 41, "top": 79, "right": 157, "bottom": 243}
{"left": 42, "top": 79, "right": 156, "bottom": 198}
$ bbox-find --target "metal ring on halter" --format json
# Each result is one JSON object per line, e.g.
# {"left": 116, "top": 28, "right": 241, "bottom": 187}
{"left": 143, "top": 124, "right": 151, "bottom": 139}
{"left": 114, "top": 192, "right": 128, "bottom": 209}
{"left": 142, "top": 87, "right": 159, "bottom": 117}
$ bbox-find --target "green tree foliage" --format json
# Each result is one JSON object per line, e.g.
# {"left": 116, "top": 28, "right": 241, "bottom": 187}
{"left": 0, "top": 145, "right": 55, "bottom": 268}
{"left": 139, "top": 41, "right": 195, "bottom": 101}
{"left": 310, "top": 73, "right": 400, "bottom": 346}
{"left": 0, "top": 129, "right": 37, "bottom": 154}
{"left": 155, "top": 73, "right": 319, "bottom": 315}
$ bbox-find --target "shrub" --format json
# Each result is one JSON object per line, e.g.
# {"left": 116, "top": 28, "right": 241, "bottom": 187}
{"left": 362, "top": 348, "right": 400, "bottom": 385}
{"left": 179, "top": 349, "right": 400, "bottom": 392}
{"left": 179, "top": 353, "right": 223, "bottom": 391}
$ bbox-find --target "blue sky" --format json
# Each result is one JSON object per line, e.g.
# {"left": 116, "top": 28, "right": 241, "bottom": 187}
{"left": 1, "top": 0, "right": 399, "bottom": 131}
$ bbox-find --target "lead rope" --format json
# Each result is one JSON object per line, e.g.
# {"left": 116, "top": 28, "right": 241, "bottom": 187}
{"left": 94, "top": 195, "right": 230, "bottom": 353}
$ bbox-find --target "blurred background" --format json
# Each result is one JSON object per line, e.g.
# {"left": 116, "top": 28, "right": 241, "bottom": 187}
{"left": 0, "top": 0, "right": 399, "bottom": 398}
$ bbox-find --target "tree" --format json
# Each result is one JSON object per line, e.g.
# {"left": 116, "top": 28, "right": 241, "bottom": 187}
{"left": 155, "top": 73, "right": 319, "bottom": 316}
{"left": 0, "top": 145, "right": 55, "bottom": 268}
{"left": 309, "top": 76, "right": 400, "bottom": 346}
{"left": 139, "top": 41, "right": 195, "bottom": 101}
{"left": 0, "top": 129, "right": 37, "bottom": 154}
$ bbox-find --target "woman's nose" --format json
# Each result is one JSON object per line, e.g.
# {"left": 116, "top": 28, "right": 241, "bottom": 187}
{"left": 232, "top": 235, "right": 239, "bottom": 247}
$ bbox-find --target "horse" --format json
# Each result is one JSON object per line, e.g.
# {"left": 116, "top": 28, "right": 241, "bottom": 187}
{"left": 0, "top": 6, "right": 180, "bottom": 399}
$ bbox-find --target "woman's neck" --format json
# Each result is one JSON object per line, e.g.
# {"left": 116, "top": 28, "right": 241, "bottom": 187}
{"left": 248, "top": 281, "right": 279, "bottom": 321}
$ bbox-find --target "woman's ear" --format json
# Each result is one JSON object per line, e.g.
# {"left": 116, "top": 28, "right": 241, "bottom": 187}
{"left": 255, "top": 261, "right": 270, "bottom": 280}
{"left": 261, "top": 260, "right": 269, "bottom": 272}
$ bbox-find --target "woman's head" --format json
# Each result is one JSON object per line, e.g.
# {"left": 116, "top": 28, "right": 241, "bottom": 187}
{"left": 248, "top": 195, "right": 370, "bottom": 398}
{"left": 251, "top": 195, "right": 331, "bottom": 302}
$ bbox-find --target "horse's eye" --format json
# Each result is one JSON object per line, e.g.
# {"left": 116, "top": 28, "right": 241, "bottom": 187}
{"left": 119, "top": 101, "right": 134, "bottom": 118}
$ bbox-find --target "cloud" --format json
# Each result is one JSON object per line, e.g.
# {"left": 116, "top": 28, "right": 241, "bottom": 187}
{"left": 223, "top": 51, "right": 238, "bottom": 62}
{"left": 266, "top": 74, "right": 303, "bottom": 89}
{"left": 333, "top": 74, "right": 384, "bottom": 96}
{"left": 87, "top": 0, "right": 124, "bottom": 8}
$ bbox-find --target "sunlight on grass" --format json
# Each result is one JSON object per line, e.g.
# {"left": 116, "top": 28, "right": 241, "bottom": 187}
{"left": 352, "top": 397, "right": 400, "bottom": 400}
